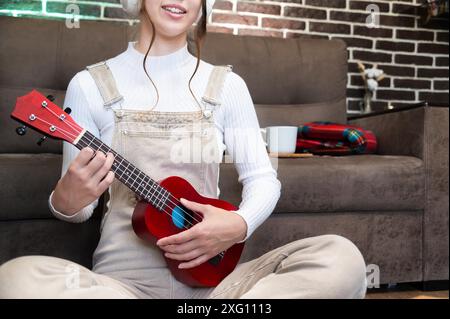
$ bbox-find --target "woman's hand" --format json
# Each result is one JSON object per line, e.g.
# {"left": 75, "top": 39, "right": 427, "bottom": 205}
{"left": 156, "top": 198, "right": 248, "bottom": 269}
{"left": 51, "top": 147, "right": 115, "bottom": 216}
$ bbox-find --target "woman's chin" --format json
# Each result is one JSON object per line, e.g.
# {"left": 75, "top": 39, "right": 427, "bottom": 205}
{"left": 160, "top": 18, "right": 192, "bottom": 30}
{"left": 153, "top": 20, "right": 191, "bottom": 37}
{"left": 156, "top": 28, "right": 188, "bottom": 39}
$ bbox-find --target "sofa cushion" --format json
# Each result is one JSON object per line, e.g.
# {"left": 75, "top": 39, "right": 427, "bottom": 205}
{"left": 0, "top": 17, "right": 60, "bottom": 90}
{"left": 0, "top": 153, "right": 105, "bottom": 222}
{"left": 1, "top": 16, "right": 348, "bottom": 122}
{"left": 0, "top": 86, "right": 64, "bottom": 154}
{"left": 242, "top": 210, "right": 423, "bottom": 283}
{"left": 0, "top": 16, "right": 128, "bottom": 91}
{"left": 219, "top": 154, "right": 425, "bottom": 213}
{"left": 200, "top": 33, "right": 348, "bottom": 105}
{"left": 0, "top": 153, "right": 62, "bottom": 220}
{"left": 255, "top": 98, "right": 347, "bottom": 127}
{"left": 1, "top": 152, "right": 425, "bottom": 220}
{"left": 0, "top": 218, "right": 101, "bottom": 269}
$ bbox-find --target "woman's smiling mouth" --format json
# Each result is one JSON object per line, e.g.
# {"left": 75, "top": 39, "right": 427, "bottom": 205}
{"left": 161, "top": 4, "right": 187, "bottom": 15}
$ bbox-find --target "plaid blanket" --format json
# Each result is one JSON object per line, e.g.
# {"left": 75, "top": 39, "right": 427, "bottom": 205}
{"left": 296, "top": 121, "right": 377, "bottom": 155}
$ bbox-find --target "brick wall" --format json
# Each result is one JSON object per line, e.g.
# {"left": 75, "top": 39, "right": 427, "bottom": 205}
{"left": 1, "top": 0, "right": 448, "bottom": 113}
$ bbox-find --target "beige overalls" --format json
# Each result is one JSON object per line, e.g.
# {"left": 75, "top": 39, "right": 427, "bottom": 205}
{"left": 0, "top": 62, "right": 368, "bottom": 299}
{"left": 88, "top": 62, "right": 229, "bottom": 299}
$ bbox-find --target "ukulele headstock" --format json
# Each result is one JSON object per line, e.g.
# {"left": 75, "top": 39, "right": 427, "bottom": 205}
{"left": 11, "top": 90, "right": 83, "bottom": 144}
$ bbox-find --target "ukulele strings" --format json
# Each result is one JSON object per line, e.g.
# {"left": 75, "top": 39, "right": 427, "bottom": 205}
{"left": 37, "top": 103, "right": 230, "bottom": 259}
{"left": 35, "top": 110, "right": 227, "bottom": 259}
{"left": 32, "top": 114, "right": 204, "bottom": 230}
{"left": 79, "top": 135, "right": 206, "bottom": 224}
{"left": 77, "top": 138, "right": 206, "bottom": 231}
{"left": 33, "top": 111, "right": 225, "bottom": 251}
{"left": 43, "top": 104, "right": 83, "bottom": 134}
{"left": 76, "top": 136, "right": 227, "bottom": 259}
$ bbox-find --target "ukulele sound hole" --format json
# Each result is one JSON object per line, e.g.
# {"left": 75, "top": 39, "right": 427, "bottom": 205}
{"left": 171, "top": 206, "right": 186, "bottom": 229}
{"left": 171, "top": 204, "right": 196, "bottom": 229}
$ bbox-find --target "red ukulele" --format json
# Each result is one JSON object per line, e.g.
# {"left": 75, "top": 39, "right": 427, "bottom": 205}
{"left": 11, "top": 90, "right": 244, "bottom": 287}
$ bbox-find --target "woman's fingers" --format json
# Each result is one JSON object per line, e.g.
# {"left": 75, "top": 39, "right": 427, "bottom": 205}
{"left": 85, "top": 150, "right": 108, "bottom": 176}
{"left": 92, "top": 152, "right": 115, "bottom": 183}
{"left": 164, "top": 248, "right": 204, "bottom": 262}
{"left": 73, "top": 147, "right": 95, "bottom": 168}
{"left": 97, "top": 171, "right": 115, "bottom": 194}
{"left": 156, "top": 225, "right": 198, "bottom": 246}
{"left": 180, "top": 198, "right": 211, "bottom": 215}
{"left": 160, "top": 239, "right": 201, "bottom": 254}
{"left": 178, "top": 254, "right": 211, "bottom": 269}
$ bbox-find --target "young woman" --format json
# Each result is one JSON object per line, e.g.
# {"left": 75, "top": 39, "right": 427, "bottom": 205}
{"left": 0, "top": 0, "right": 367, "bottom": 299}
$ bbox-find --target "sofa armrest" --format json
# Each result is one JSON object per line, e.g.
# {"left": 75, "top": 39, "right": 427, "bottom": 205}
{"left": 348, "top": 105, "right": 427, "bottom": 159}
{"left": 350, "top": 105, "right": 449, "bottom": 282}
{"left": 421, "top": 106, "right": 449, "bottom": 281}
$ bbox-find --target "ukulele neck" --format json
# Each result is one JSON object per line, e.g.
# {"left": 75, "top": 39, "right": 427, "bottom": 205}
{"left": 75, "top": 130, "right": 171, "bottom": 210}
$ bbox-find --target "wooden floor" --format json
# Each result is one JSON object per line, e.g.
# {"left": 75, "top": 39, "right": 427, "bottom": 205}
{"left": 366, "top": 285, "right": 449, "bottom": 299}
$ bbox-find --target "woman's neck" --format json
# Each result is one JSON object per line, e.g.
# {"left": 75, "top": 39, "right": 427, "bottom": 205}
{"left": 135, "top": 15, "right": 188, "bottom": 57}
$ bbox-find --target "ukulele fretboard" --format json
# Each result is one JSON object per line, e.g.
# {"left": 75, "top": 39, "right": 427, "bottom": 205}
{"left": 75, "top": 130, "right": 170, "bottom": 211}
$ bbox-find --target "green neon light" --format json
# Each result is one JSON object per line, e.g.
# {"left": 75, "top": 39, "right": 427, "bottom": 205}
{"left": 0, "top": 0, "right": 128, "bottom": 22}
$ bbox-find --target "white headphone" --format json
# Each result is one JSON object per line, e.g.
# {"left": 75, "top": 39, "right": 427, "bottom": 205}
{"left": 121, "top": 0, "right": 216, "bottom": 21}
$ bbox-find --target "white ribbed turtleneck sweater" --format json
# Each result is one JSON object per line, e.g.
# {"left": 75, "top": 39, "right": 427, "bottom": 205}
{"left": 49, "top": 42, "right": 281, "bottom": 240}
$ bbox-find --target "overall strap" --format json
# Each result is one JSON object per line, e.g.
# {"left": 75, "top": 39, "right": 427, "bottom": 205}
{"left": 86, "top": 61, "right": 124, "bottom": 107}
{"left": 202, "top": 65, "right": 233, "bottom": 107}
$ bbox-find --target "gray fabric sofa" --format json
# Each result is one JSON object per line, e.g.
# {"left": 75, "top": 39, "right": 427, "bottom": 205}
{"left": 0, "top": 16, "right": 448, "bottom": 287}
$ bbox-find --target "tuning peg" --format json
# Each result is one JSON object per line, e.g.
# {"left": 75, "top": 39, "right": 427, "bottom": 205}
{"left": 46, "top": 95, "right": 55, "bottom": 102}
{"left": 64, "top": 107, "right": 72, "bottom": 115}
{"left": 37, "top": 135, "right": 47, "bottom": 146}
{"left": 16, "top": 125, "right": 27, "bottom": 136}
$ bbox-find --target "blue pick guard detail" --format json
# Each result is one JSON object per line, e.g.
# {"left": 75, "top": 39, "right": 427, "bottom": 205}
{"left": 171, "top": 206, "right": 185, "bottom": 229}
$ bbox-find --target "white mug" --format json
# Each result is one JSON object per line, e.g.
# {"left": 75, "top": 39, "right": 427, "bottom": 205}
{"left": 260, "top": 126, "right": 298, "bottom": 154}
